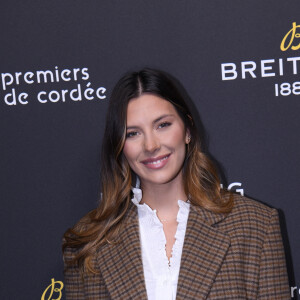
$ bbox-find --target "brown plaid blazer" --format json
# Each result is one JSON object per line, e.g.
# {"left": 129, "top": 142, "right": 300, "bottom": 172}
{"left": 63, "top": 194, "right": 290, "bottom": 299}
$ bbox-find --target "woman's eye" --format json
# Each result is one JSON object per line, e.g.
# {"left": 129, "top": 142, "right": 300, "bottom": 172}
{"left": 158, "top": 122, "right": 171, "bottom": 129}
{"left": 126, "top": 131, "right": 139, "bottom": 138}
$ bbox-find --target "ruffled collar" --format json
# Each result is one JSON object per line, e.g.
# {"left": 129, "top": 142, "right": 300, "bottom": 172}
{"left": 131, "top": 186, "right": 143, "bottom": 205}
{"left": 131, "top": 185, "right": 190, "bottom": 218}
{"left": 131, "top": 177, "right": 190, "bottom": 214}
{"left": 130, "top": 181, "right": 191, "bottom": 273}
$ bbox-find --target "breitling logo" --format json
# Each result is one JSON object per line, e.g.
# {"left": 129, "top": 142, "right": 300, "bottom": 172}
{"left": 281, "top": 22, "right": 300, "bottom": 51}
{"left": 41, "top": 278, "right": 64, "bottom": 300}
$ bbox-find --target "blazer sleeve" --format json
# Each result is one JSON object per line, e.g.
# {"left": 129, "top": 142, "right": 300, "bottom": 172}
{"left": 63, "top": 244, "right": 111, "bottom": 299}
{"left": 257, "top": 209, "right": 290, "bottom": 299}
{"left": 63, "top": 246, "right": 85, "bottom": 300}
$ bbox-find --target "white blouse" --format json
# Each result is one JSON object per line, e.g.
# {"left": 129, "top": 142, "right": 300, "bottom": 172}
{"left": 131, "top": 187, "right": 190, "bottom": 300}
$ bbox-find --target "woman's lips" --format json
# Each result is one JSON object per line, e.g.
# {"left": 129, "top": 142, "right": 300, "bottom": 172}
{"left": 141, "top": 153, "right": 171, "bottom": 169}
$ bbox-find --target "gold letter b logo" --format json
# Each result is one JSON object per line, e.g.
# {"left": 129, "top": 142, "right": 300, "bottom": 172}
{"left": 281, "top": 22, "right": 300, "bottom": 51}
{"left": 41, "top": 278, "right": 64, "bottom": 300}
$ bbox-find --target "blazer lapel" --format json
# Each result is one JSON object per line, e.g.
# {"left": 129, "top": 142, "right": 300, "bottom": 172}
{"left": 95, "top": 200, "right": 230, "bottom": 300}
{"left": 176, "top": 205, "right": 231, "bottom": 300}
{"left": 96, "top": 201, "right": 148, "bottom": 299}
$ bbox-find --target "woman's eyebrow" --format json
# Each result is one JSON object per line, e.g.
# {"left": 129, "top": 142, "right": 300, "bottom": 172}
{"left": 126, "top": 125, "right": 139, "bottom": 130}
{"left": 126, "top": 114, "right": 174, "bottom": 130}
{"left": 152, "top": 114, "right": 174, "bottom": 125}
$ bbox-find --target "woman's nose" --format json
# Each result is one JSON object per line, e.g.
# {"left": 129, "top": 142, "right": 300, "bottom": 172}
{"left": 143, "top": 133, "right": 160, "bottom": 153}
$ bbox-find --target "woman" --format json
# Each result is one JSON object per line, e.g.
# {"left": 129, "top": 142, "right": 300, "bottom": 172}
{"left": 63, "top": 68, "right": 290, "bottom": 299}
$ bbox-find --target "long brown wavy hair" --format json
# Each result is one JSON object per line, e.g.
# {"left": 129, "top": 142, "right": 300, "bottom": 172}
{"left": 63, "top": 68, "right": 233, "bottom": 274}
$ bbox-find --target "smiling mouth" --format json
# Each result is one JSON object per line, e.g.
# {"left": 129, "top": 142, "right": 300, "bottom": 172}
{"left": 141, "top": 153, "right": 171, "bottom": 165}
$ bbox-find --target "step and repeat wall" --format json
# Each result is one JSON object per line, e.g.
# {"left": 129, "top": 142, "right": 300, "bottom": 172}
{"left": 1, "top": 1, "right": 299, "bottom": 299}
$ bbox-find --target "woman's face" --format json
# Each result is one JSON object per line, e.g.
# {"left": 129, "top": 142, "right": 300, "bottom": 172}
{"left": 123, "top": 94, "right": 189, "bottom": 187}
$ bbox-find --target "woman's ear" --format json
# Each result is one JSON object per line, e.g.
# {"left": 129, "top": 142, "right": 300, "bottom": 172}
{"left": 185, "top": 129, "right": 191, "bottom": 144}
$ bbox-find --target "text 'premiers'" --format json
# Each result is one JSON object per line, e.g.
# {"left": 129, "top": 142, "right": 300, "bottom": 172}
{"left": 220, "top": 22, "right": 300, "bottom": 97}
{"left": 1, "top": 66, "right": 107, "bottom": 106}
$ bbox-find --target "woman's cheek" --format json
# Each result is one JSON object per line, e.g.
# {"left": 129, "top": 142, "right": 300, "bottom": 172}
{"left": 123, "top": 142, "right": 132, "bottom": 160}
{"left": 165, "top": 128, "right": 185, "bottom": 145}
{"left": 123, "top": 141, "right": 138, "bottom": 161}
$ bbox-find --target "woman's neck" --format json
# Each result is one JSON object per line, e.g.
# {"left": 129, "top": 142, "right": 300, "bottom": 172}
{"left": 140, "top": 173, "right": 187, "bottom": 218}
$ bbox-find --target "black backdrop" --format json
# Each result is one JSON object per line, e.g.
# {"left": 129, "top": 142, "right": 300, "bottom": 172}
{"left": 1, "top": 1, "right": 299, "bottom": 299}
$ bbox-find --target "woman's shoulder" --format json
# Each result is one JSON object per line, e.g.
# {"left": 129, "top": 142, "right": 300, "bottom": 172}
{"left": 230, "top": 193, "right": 277, "bottom": 217}
{"left": 220, "top": 192, "right": 280, "bottom": 231}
